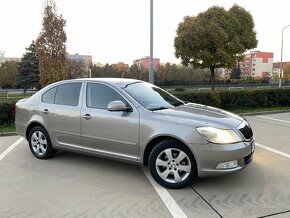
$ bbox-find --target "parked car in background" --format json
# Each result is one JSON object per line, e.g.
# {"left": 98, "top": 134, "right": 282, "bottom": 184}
{"left": 15, "top": 78, "right": 254, "bottom": 189}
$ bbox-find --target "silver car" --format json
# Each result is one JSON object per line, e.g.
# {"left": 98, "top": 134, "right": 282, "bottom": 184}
{"left": 15, "top": 78, "right": 254, "bottom": 189}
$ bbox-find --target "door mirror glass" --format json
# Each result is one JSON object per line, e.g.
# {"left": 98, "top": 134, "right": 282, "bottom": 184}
{"left": 107, "top": 101, "right": 132, "bottom": 112}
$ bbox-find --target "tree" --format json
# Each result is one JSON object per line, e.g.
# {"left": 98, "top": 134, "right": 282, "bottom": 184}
{"left": 174, "top": 5, "right": 257, "bottom": 90}
{"left": 66, "top": 59, "right": 87, "bottom": 79}
{"left": 283, "top": 62, "right": 290, "bottom": 81}
{"left": 128, "top": 63, "right": 143, "bottom": 80}
{"left": 230, "top": 64, "right": 241, "bottom": 79}
{"left": 17, "top": 41, "right": 40, "bottom": 91}
{"left": 0, "top": 61, "right": 19, "bottom": 88}
{"left": 36, "top": 0, "right": 67, "bottom": 87}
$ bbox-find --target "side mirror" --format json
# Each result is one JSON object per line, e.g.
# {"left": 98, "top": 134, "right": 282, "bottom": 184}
{"left": 107, "top": 100, "right": 132, "bottom": 112}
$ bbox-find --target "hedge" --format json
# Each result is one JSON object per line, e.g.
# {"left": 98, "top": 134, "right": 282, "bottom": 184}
{"left": 1, "top": 89, "right": 290, "bottom": 125}
{"left": 0, "top": 101, "right": 16, "bottom": 126}
{"left": 170, "top": 89, "right": 290, "bottom": 110}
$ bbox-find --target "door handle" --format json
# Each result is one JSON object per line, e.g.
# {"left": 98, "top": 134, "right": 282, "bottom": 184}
{"left": 82, "top": 114, "right": 92, "bottom": 120}
{"left": 43, "top": 109, "right": 49, "bottom": 114}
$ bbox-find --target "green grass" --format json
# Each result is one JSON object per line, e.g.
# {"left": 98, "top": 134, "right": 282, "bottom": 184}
{"left": 230, "top": 106, "right": 290, "bottom": 114}
{"left": 0, "top": 93, "right": 34, "bottom": 103}
{"left": 0, "top": 123, "right": 16, "bottom": 133}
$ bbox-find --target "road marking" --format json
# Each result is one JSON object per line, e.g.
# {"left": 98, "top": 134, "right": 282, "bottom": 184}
{"left": 256, "top": 143, "right": 290, "bottom": 159}
{"left": 0, "top": 137, "right": 24, "bottom": 161}
{"left": 257, "top": 116, "right": 290, "bottom": 124}
{"left": 142, "top": 168, "right": 187, "bottom": 218}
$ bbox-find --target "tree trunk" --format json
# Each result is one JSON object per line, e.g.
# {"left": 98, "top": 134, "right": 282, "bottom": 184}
{"left": 210, "top": 64, "right": 215, "bottom": 91}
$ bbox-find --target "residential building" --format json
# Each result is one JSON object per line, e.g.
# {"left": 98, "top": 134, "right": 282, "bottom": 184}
{"left": 239, "top": 51, "right": 273, "bottom": 79}
{"left": 0, "top": 51, "right": 20, "bottom": 65}
{"left": 67, "top": 53, "right": 92, "bottom": 69}
{"left": 112, "top": 62, "right": 129, "bottom": 71}
{"left": 133, "top": 56, "right": 160, "bottom": 71}
{"left": 273, "top": 61, "right": 290, "bottom": 78}
{"left": 94, "top": 61, "right": 105, "bottom": 67}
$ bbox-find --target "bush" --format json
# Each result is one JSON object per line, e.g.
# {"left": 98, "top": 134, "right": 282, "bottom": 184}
{"left": 174, "top": 87, "right": 185, "bottom": 92}
{"left": 171, "top": 89, "right": 290, "bottom": 110}
{"left": 0, "top": 101, "right": 16, "bottom": 126}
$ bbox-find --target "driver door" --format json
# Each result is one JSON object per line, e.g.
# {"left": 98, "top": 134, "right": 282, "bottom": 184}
{"left": 81, "top": 82, "right": 139, "bottom": 161}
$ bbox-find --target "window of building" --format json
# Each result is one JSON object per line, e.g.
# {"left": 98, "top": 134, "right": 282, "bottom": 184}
{"left": 41, "top": 87, "right": 57, "bottom": 104}
{"left": 86, "top": 83, "right": 127, "bottom": 109}
{"left": 253, "top": 63, "right": 256, "bottom": 66}
{"left": 55, "top": 83, "right": 82, "bottom": 106}
{"left": 253, "top": 68, "right": 255, "bottom": 71}
{"left": 252, "top": 73, "right": 255, "bottom": 76}
{"left": 253, "top": 59, "right": 256, "bottom": 62}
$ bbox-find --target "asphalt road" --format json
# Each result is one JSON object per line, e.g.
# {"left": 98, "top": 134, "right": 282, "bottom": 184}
{"left": 0, "top": 112, "right": 289, "bottom": 218}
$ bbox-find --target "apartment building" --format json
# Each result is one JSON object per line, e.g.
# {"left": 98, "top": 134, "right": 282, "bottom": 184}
{"left": 112, "top": 62, "right": 129, "bottom": 71}
{"left": 273, "top": 62, "right": 290, "bottom": 78}
{"left": 0, "top": 51, "right": 20, "bottom": 65}
{"left": 239, "top": 51, "right": 273, "bottom": 79}
{"left": 133, "top": 56, "right": 160, "bottom": 71}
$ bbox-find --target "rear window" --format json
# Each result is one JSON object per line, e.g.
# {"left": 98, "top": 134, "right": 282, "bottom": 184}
{"left": 41, "top": 87, "right": 57, "bottom": 104}
{"left": 55, "top": 83, "right": 82, "bottom": 106}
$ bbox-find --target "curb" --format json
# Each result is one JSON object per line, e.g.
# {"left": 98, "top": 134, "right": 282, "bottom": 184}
{"left": 0, "top": 132, "right": 18, "bottom": 137}
{"left": 238, "top": 109, "right": 290, "bottom": 116}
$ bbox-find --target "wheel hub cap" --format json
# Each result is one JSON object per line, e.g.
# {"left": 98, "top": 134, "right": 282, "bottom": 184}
{"left": 155, "top": 148, "right": 191, "bottom": 184}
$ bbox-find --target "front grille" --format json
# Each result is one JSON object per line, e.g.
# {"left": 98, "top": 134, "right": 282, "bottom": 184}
{"left": 238, "top": 123, "right": 253, "bottom": 140}
{"left": 244, "top": 153, "right": 252, "bottom": 165}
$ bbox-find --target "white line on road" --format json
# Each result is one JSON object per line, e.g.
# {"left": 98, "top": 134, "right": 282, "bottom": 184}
{"left": 142, "top": 168, "right": 187, "bottom": 218}
{"left": 257, "top": 116, "right": 290, "bottom": 124}
{"left": 0, "top": 137, "right": 24, "bottom": 161}
{"left": 256, "top": 143, "right": 290, "bottom": 159}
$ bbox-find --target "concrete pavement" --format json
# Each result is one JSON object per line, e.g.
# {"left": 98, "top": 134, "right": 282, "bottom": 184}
{"left": 0, "top": 112, "right": 289, "bottom": 217}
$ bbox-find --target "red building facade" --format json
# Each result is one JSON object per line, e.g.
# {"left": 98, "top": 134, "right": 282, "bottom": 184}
{"left": 133, "top": 56, "right": 160, "bottom": 71}
{"left": 239, "top": 51, "right": 273, "bottom": 79}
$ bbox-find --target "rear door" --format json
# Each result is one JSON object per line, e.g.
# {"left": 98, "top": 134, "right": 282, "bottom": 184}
{"left": 81, "top": 82, "right": 139, "bottom": 161}
{"left": 38, "top": 82, "right": 83, "bottom": 149}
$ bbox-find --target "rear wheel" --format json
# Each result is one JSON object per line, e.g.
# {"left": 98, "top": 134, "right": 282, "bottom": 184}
{"left": 149, "top": 140, "right": 196, "bottom": 189}
{"left": 28, "top": 126, "right": 56, "bottom": 159}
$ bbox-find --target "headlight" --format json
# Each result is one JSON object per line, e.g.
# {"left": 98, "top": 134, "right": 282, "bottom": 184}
{"left": 196, "top": 127, "right": 242, "bottom": 144}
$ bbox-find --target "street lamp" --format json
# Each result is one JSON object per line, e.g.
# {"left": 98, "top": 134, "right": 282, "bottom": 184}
{"left": 149, "top": 0, "right": 154, "bottom": 84}
{"left": 279, "top": 25, "right": 290, "bottom": 89}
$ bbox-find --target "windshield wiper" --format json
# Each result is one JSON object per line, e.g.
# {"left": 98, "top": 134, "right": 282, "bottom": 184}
{"left": 150, "top": 106, "right": 170, "bottom": 111}
{"left": 172, "top": 102, "right": 184, "bottom": 107}
{"left": 123, "top": 81, "right": 141, "bottom": 88}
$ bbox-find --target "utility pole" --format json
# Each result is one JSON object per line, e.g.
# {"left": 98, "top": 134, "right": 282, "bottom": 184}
{"left": 149, "top": 0, "right": 154, "bottom": 84}
{"left": 279, "top": 25, "right": 290, "bottom": 88}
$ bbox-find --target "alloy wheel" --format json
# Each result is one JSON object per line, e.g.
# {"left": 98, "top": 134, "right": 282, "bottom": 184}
{"left": 155, "top": 148, "right": 191, "bottom": 184}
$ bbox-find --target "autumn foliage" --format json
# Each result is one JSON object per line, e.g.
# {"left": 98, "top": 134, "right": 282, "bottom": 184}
{"left": 36, "top": 0, "right": 67, "bottom": 87}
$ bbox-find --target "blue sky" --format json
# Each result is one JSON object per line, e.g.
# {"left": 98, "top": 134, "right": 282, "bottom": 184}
{"left": 1, "top": 0, "right": 289, "bottom": 64}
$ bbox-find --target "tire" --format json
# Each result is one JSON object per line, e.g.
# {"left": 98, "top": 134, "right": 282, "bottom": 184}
{"left": 149, "top": 140, "right": 197, "bottom": 189}
{"left": 28, "top": 126, "right": 56, "bottom": 159}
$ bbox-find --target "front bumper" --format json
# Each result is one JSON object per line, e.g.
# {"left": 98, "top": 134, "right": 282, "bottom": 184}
{"left": 189, "top": 139, "right": 255, "bottom": 177}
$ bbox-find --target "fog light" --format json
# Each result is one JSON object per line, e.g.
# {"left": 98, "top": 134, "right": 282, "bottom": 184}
{"left": 216, "top": 160, "right": 238, "bottom": 169}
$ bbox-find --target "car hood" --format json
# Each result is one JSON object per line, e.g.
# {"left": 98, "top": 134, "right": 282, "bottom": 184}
{"left": 153, "top": 103, "right": 244, "bottom": 129}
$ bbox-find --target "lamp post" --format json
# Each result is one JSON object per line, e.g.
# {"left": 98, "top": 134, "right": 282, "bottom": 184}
{"left": 279, "top": 25, "right": 290, "bottom": 89}
{"left": 149, "top": 0, "right": 154, "bottom": 84}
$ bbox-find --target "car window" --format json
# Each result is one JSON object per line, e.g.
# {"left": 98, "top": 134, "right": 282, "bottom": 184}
{"left": 123, "top": 82, "right": 183, "bottom": 110}
{"left": 55, "top": 83, "right": 82, "bottom": 106}
{"left": 86, "top": 83, "right": 127, "bottom": 109}
{"left": 41, "top": 87, "right": 57, "bottom": 104}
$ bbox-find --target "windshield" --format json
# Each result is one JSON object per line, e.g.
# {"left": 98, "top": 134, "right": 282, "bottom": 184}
{"left": 123, "top": 82, "right": 184, "bottom": 111}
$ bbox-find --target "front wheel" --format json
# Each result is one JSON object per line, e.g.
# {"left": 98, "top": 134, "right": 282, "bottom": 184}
{"left": 149, "top": 140, "right": 197, "bottom": 189}
{"left": 28, "top": 126, "right": 56, "bottom": 159}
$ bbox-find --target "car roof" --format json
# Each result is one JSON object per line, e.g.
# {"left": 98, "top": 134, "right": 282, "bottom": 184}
{"left": 64, "top": 78, "right": 142, "bottom": 87}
